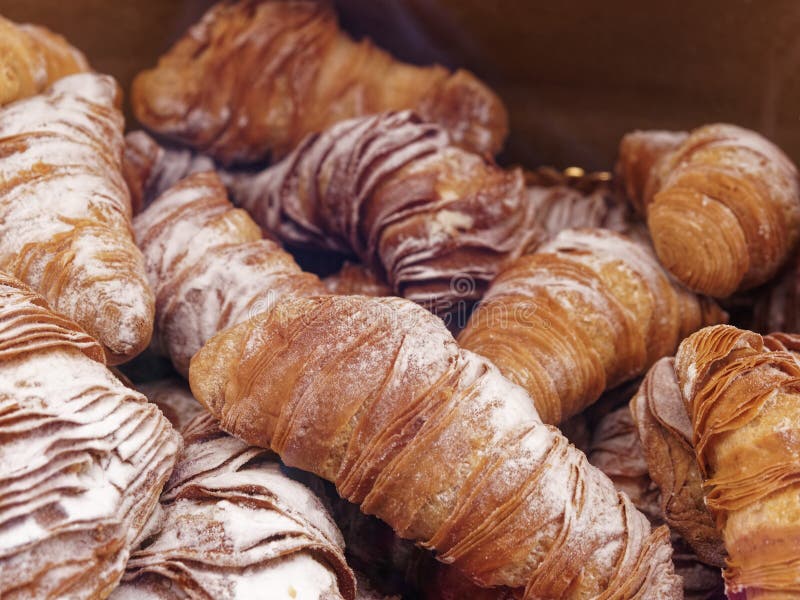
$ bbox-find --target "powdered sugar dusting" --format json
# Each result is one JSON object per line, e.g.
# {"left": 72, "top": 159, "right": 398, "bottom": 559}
{"left": 0, "top": 72, "right": 154, "bottom": 362}
{"left": 135, "top": 171, "right": 324, "bottom": 374}
{"left": 0, "top": 278, "right": 180, "bottom": 597}
{"left": 114, "top": 412, "right": 354, "bottom": 599}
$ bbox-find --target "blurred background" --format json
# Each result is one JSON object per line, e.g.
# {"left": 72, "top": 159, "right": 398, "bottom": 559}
{"left": 2, "top": 0, "right": 799, "bottom": 170}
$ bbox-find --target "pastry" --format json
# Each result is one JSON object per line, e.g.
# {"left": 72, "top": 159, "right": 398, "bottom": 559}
{"left": 227, "top": 111, "right": 535, "bottom": 314}
{"left": 523, "top": 167, "right": 633, "bottom": 248}
{"left": 324, "top": 262, "right": 392, "bottom": 297}
{"left": 629, "top": 357, "right": 726, "bottom": 567}
{"left": 138, "top": 377, "right": 205, "bottom": 431}
{"left": 132, "top": 0, "right": 507, "bottom": 164}
{"left": 134, "top": 170, "right": 324, "bottom": 375}
{"left": 458, "top": 228, "right": 726, "bottom": 424}
{"left": 113, "top": 411, "right": 356, "bottom": 599}
{"left": 0, "top": 72, "right": 155, "bottom": 364}
{"left": 0, "top": 272, "right": 180, "bottom": 598}
{"left": 123, "top": 130, "right": 215, "bottom": 215}
{"left": 675, "top": 325, "right": 800, "bottom": 597}
{"left": 588, "top": 406, "right": 661, "bottom": 524}
{"left": 288, "top": 468, "right": 518, "bottom": 599}
{"left": 588, "top": 406, "right": 725, "bottom": 600}
{"left": 616, "top": 124, "right": 800, "bottom": 296}
{"left": 613, "top": 130, "right": 688, "bottom": 216}
{"left": 751, "top": 248, "right": 800, "bottom": 334}
{"left": 0, "top": 15, "right": 88, "bottom": 106}
{"left": 189, "top": 294, "right": 681, "bottom": 598}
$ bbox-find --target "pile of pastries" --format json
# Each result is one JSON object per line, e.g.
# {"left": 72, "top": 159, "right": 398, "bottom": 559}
{"left": 1, "top": 2, "right": 798, "bottom": 599}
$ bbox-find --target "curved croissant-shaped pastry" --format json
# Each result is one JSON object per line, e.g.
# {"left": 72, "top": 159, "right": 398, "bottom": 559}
{"left": 0, "top": 72, "right": 155, "bottom": 364}
{"left": 132, "top": 0, "right": 507, "bottom": 164}
{"left": 616, "top": 124, "right": 800, "bottom": 297}
{"left": 588, "top": 406, "right": 725, "bottom": 600}
{"left": 629, "top": 357, "right": 726, "bottom": 567}
{"left": 123, "top": 130, "right": 215, "bottom": 215}
{"left": 189, "top": 294, "right": 681, "bottom": 599}
{"left": 0, "top": 272, "right": 180, "bottom": 599}
{"left": 0, "top": 15, "right": 89, "bottom": 106}
{"left": 676, "top": 324, "right": 800, "bottom": 598}
{"left": 134, "top": 170, "right": 324, "bottom": 375}
{"left": 227, "top": 111, "right": 533, "bottom": 313}
{"left": 113, "top": 411, "right": 356, "bottom": 600}
{"left": 458, "top": 228, "right": 726, "bottom": 424}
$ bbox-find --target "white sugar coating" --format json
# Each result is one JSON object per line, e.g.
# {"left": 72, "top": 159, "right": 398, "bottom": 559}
{"left": 135, "top": 171, "right": 323, "bottom": 374}
{"left": 133, "top": 177, "right": 240, "bottom": 281}
{"left": 0, "top": 73, "right": 153, "bottom": 359}
{"left": 226, "top": 111, "right": 530, "bottom": 311}
{"left": 0, "top": 344, "right": 180, "bottom": 597}
{"left": 115, "top": 413, "right": 353, "bottom": 599}
{"left": 460, "top": 348, "right": 542, "bottom": 429}
{"left": 422, "top": 350, "right": 632, "bottom": 589}
{"left": 232, "top": 553, "right": 341, "bottom": 599}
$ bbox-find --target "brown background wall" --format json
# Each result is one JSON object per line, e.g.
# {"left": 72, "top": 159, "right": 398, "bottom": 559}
{"left": 2, "top": 0, "right": 798, "bottom": 171}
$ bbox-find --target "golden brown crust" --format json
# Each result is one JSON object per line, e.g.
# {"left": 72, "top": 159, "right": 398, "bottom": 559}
{"left": 0, "top": 271, "right": 180, "bottom": 599}
{"left": 0, "top": 73, "right": 155, "bottom": 364}
{"left": 189, "top": 294, "right": 681, "bottom": 599}
{"left": 676, "top": 325, "right": 800, "bottom": 597}
{"left": 458, "top": 228, "right": 726, "bottom": 424}
{"left": 616, "top": 124, "right": 800, "bottom": 297}
{"left": 134, "top": 170, "right": 325, "bottom": 375}
{"left": 629, "top": 358, "right": 726, "bottom": 567}
{"left": 614, "top": 130, "right": 688, "bottom": 215}
{"left": 227, "top": 111, "right": 535, "bottom": 314}
{"left": 132, "top": 0, "right": 507, "bottom": 164}
{"left": 0, "top": 16, "right": 89, "bottom": 107}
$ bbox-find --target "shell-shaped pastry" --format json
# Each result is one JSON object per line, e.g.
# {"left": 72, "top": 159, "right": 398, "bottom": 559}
{"left": 458, "top": 228, "right": 726, "bottom": 424}
{"left": 134, "top": 170, "right": 324, "bottom": 375}
{"left": 616, "top": 124, "right": 800, "bottom": 297}
{"left": 0, "top": 73, "right": 155, "bottom": 364}
{"left": 112, "top": 411, "right": 356, "bottom": 600}
{"left": 676, "top": 325, "right": 800, "bottom": 598}
{"left": 629, "top": 357, "right": 726, "bottom": 567}
{"left": 0, "top": 272, "right": 180, "bottom": 598}
{"left": 227, "top": 111, "right": 534, "bottom": 314}
{"left": 131, "top": 0, "right": 507, "bottom": 164}
{"left": 0, "top": 15, "right": 88, "bottom": 106}
{"left": 189, "top": 294, "right": 682, "bottom": 598}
